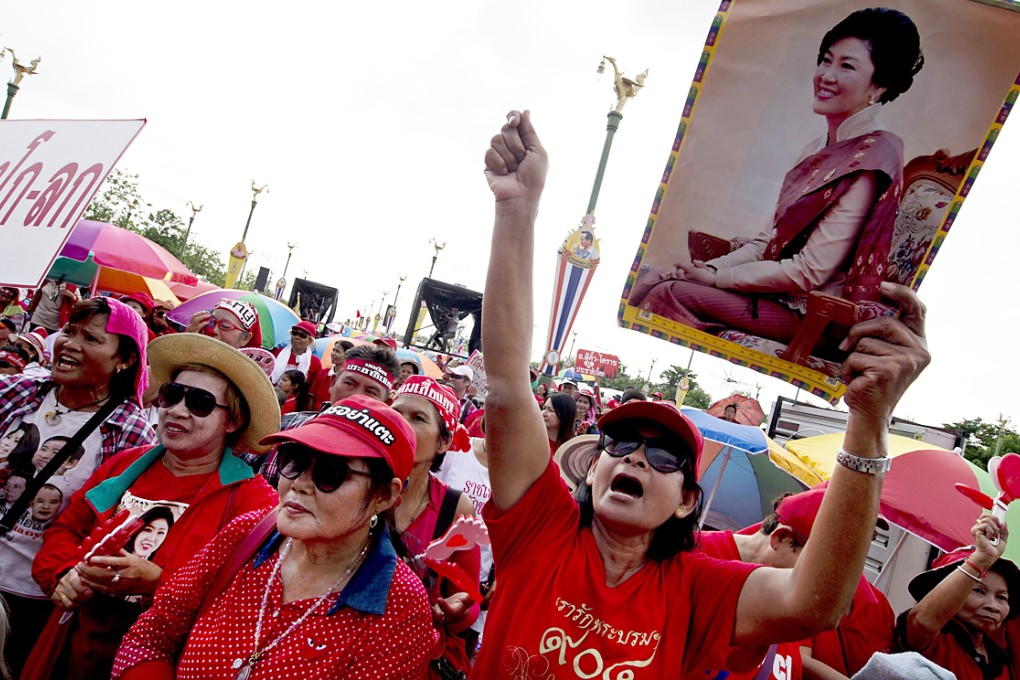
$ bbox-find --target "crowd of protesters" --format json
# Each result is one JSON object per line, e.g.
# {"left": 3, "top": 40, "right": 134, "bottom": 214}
{"left": 0, "top": 101, "right": 1013, "bottom": 680}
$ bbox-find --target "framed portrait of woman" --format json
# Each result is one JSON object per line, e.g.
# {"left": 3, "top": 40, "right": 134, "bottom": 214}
{"left": 620, "top": 0, "right": 1020, "bottom": 403}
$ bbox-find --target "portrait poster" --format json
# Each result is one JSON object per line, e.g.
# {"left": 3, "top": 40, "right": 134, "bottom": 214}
{"left": 619, "top": 0, "right": 1020, "bottom": 403}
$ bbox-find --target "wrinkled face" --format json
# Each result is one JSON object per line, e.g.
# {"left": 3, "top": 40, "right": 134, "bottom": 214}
{"left": 392, "top": 394, "right": 448, "bottom": 464}
{"left": 208, "top": 309, "right": 252, "bottom": 348}
{"left": 330, "top": 370, "right": 389, "bottom": 403}
{"left": 399, "top": 363, "right": 417, "bottom": 382}
{"left": 157, "top": 370, "right": 240, "bottom": 458}
{"left": 330, "top": 344, "right": 347, "bottom": 368}
{"left": 813, "top": 37, "right": 885, "bottom": 126}
{"left": 585, "top": 426, "right": 696, "bottom": 537}
{"left": 448, "top": 373, "right": 470, "bottom": 397}
{"left": 560, "top": 383, "right": 577, "bottom": 396}
{"left": 32, "top": 439, "right": 66, "bottom": 471}
{"left": 957, "top": 569, "right": 1010, "bottom": 635}
{"left": 31, "top": 488, "right": 61, "bottom": 522}
{"left": 52, "top": 313, "right": 128, "bottom": 390}
{"left": 277, "top": 455, "right": 386, "bottom": 544}
{"left": 290, "top": 328, "right": 313, "bottom": 354}
{"left": 134, "top": 518, "right": 170, "bottom": 556}
{"left": 542, "top": 398, "right": 561, "bottom": 435}
{"left": 4, "top": 476, "right": 26, "bottom": 503}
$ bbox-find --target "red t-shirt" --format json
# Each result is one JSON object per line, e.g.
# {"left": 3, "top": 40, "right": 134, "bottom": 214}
{"left": 896, "top": 612, "right": 1009, "bottom": 680}
{"left": 477, "top": 462, "right": 758, "bottom": 679}
{"left": 809, "top": 578, "right": 893, "bottom": 675}
{"left": 696, "top": 530, "right": 804, "bottom": 680}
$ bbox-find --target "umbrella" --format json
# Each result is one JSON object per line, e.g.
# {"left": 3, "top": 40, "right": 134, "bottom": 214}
{"left": 397, "top": 347, "right": 444, "bottom": 379}
{"left": 313, "top": 336, "right": 373, "bottom": 361}
{"left": 167, "top": 289, "right": 300, "bottom": 350}
{"left": 168, "top": 279, "right": 220, "bottom": 302}
{"left": 707, "top": 393, "right": 766, "bottom": 426}
{"left": 61, "top": 220, "right": 197, "bottom": 285}
{"left": 784, "top": 432, "right": 951, "bottom": 481}
{"left": 46, "top": 254, "right": 98, "bottom": 287}
{"left": 766, "top": 436, "right": 824, "bottom": 487}
{"left": 681, "top": 408, "right": 807, "bottom": 531}
{"left": 94, "top": 269, "right": 178, "bottom": 307}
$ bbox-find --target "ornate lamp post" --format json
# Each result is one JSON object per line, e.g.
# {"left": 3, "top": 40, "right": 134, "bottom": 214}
{"left": 428, "top": 239, "right": 446, "bottom": 278}
{"left": 1, "top": 48, "right": 41, "bottom": 119}
{"left": 226, "top": 181, "right": 267, "bottom": 288}
{"left": 180, "top": 201, "right": 203, "bottom": 262}
{"left": 274, "top": 242, "right": 296, "bottom": 301}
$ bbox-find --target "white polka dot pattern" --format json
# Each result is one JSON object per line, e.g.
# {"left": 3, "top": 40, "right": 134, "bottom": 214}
{"left": 113, "top": 510, "right": 440, "bottom": 679}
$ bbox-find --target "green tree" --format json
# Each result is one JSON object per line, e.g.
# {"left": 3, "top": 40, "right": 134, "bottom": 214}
{"left": 653, "top": 365, "right": 711, "bottom": 410}
{"left": 943, "top": 417, "right": 1020, "bottom": 470}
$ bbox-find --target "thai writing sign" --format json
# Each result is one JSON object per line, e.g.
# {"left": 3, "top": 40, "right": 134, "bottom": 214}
{"left": 0, "top": 119, "right": 146, "bottom": 288}
{"left": 575, "top": 349, "right": 620, "bottom": 379}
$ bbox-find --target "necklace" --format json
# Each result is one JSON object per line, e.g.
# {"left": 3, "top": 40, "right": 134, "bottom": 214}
{"left": 44, "top": 389, "right": 110, "bottom": 427}
{"left": 231, "top": 537, "right": 371, "bottom": 679}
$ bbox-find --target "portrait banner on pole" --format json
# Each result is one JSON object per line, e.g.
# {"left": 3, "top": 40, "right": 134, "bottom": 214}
{"left": 0, "top": 119, "right": 146, "bottom": 289}
{"left": 619, "top": 0, "right": 1020, "bottom": 404}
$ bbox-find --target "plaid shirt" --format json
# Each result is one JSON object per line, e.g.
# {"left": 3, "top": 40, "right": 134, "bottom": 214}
{"left": 0, "top": 376, "right": 157, "bottom": 462}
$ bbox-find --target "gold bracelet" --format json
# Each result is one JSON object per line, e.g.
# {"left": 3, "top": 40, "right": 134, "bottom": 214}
{"left": 957, "top": 564, "right": 983, "bottom": 583}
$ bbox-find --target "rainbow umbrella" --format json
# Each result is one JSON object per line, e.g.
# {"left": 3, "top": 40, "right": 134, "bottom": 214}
{"left": 61, "top": 219, "right": 197, "bottom": 285}
{"left": 167, "top": 289, "right": 300, "bottom": 350}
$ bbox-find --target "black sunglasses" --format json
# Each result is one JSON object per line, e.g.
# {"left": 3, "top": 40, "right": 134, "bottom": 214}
{"left": 277, "top": 444, "right": 374, "bottom": 493}
{"left": 600, "top": 434, "right": 690, "bottom": 474}
{"left": 291, "top": 330, "right": 312, "bottom": 339}
{"left": 157, "top": 382, "right": 229, "bottom": 418}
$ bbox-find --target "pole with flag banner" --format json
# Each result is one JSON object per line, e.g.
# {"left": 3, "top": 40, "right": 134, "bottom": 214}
{"left": 539, "top": 56, "right": 647, "bottom": 376}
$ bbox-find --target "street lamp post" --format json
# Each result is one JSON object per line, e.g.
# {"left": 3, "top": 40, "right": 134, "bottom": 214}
{"left": 226, "top": 181, "right": 267, "bottom": 288}
{"left": 428, "top": 239, "right": 446, "bottom": 279}
{"left": 646, "top": 357, "right": 658, "bottom": 388}
{"left": 568, "top": 330, "right": 579, "bottom": 365}
{"left": 180, "top": 201, "right": 203, "bottom": 262}
{"left": 1, "top": 49, "right": 41, "bottom": 120}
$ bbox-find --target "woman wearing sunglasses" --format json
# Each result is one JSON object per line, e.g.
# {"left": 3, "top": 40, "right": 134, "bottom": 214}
{"left": 477, "top": 111, "right": 931, "bottom": 678}
{"left": 29, "top": 333, "right": 280, "bottom": 679}
{"left": 113, "top": 395, "right": 440, "bottom": 679}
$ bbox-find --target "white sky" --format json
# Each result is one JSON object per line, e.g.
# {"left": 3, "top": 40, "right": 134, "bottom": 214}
{"left": 4, "top": 0, "right": 1019, "bottom": 432}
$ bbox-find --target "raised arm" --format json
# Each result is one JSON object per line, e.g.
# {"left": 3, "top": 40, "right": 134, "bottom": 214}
{"left": 733, "top": 282, "right": 930, "bottom": 644}
{"left": 481, "top": 110, "right": 552, "bottom": 512}
{"left": 903, "top": 515, "right": 1006, "bottom": 651}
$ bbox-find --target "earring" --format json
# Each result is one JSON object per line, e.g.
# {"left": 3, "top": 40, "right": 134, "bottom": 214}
{"left": 369, "top": 514, "right": 379, "bottom": 529}
{"left": 675, "top": 506, "right": 688, "bottom": 519}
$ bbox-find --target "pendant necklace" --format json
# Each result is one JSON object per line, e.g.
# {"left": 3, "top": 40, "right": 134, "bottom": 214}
{"left": 230, "top": 536, "right": 371, "bottom": 680}
{"left": 44, "top": 388, "right": 109, "bottom": 427}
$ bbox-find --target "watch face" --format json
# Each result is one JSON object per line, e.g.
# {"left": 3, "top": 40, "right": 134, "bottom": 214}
{"left": 546, "top": 350, "right": 560, "bottom": 365}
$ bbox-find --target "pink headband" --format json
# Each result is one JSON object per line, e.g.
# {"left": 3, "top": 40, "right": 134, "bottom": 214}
{"left": 102, "top": 297, "right": 149, "bottom": 406}
{"left": 342, "top": 359, "right": 395, "bottom": 391}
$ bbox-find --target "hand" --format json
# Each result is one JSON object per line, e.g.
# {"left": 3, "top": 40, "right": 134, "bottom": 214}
{"left": 839, "top": 283, "right": 930, "bottom": 423}
{"left": 432, "top": 592, "right": 474, "bottom": 628}
{"left": 972, "top": 514, "right": 1008, "bottom": 569}
{"left": 484, "top": 110, "right": 548, "bottom": 205}
{"left": 683, "top": 260, "right": 717, "bottom": 286}
{"left": 52, "top": 567, "right": 93, "bottom": 609}
{"left": 186, "top": 311, "right": 211, "bottom": 334}
{"left": 77, "top": 550, "right": 163, "bottom": 597}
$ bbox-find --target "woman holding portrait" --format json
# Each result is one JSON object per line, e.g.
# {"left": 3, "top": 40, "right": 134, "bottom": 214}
{"left": 630, "top": 8, "right": 924, "bottom": 353}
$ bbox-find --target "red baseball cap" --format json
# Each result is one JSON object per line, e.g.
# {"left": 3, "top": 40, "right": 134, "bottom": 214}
{"left": 260, "top": 394, "right": 416, "bottom": 482}
{"left": 373, "top": 337, "right": 398, "bottom": 350}
{"left": 597, "top": 400, "right": 703, "bottom": 480}
{"left": 291, "top": 320, "right": 317, "bottom": 337}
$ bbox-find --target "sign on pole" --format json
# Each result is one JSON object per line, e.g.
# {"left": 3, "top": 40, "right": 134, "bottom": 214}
{"left": 0, "top": 119, "right": 146, "bottom": 289}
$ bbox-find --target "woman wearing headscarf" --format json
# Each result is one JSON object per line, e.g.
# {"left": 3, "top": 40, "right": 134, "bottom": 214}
{"left": 477, "top": 109, "right": 929, "bottom": 677}
{"left": 28, "top": 333, "right": 281, "bottom": 679}
{"left": 0, "top": 297, "right": 156, "bottom": 678}
{"left": 897, "top": 516, "right": 1017, "bottom": 680}
{"left": 113, "top": 396, "right": 439, "bottom": 678}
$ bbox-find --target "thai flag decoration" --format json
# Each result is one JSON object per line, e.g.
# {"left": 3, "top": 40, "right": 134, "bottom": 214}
{"left": 539, "top": 215, "right": 601, "bottom": 376}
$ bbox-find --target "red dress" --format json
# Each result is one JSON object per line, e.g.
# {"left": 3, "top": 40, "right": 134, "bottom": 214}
{"left": 114, "top": 510, "right": 440, "bottom": 679}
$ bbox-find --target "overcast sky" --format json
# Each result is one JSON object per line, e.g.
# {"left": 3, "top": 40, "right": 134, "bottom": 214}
{"left": 4, "top": 0, "right": 1019, "bottom": 432}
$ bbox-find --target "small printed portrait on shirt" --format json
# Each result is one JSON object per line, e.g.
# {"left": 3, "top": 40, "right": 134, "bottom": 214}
{"left": 124, "top": 505, "right": 176, "bottom": 560}
{"left": 30, "top": 484, "right": 63, "bottom": 524}
{"left": 0, "top": 421, "right": 40, "bottom": 471}
{"left": 621, "top": 0, "right": 1020, "bottom": 402}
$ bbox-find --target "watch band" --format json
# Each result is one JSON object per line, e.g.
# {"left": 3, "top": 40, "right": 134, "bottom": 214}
{"left": 836, "top": 449, "right": 891, "bottom": 475}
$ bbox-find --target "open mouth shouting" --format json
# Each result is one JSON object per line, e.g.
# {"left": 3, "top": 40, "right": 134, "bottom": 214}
{"left": 609, "top": 472, "right": 644, "bottom": 500}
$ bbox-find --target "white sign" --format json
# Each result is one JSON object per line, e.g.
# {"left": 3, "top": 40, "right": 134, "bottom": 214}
{"left": 0, "top": 119, "right": 146, "bottom": 288}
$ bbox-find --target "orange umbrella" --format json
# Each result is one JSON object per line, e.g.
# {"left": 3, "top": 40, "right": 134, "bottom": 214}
{"left": 707, "top": 393, "right": 766, "bottom": 426}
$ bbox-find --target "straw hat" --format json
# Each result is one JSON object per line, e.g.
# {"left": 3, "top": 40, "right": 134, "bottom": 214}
{"left": 148, "top": 334, "right": 280, "bottom": 454}
{"left": 553, "top": 435, "right": 601, "bottom": 492}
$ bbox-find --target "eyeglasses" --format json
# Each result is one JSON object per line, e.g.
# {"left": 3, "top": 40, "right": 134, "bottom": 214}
{"left": 600, "top": 435, "right": 690, "bottom": 474}
{"left": 206, "top": 317, "right": 244, "bottom": 333}
{"left": 157, "top": 382, "right": 229, "bottom": 417}
{"left": 290, "top": 330, "right": 311, "bottom": 339}
{"left": 276, "top": 444, "right": 374, "bottom": 493}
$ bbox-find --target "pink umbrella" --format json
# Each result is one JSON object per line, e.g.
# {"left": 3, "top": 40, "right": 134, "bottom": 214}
{"left": 60, "top": 220, "right": 197, "bottom": 286}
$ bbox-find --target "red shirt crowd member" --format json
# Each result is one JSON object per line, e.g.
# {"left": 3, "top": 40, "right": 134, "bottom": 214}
{"left": 186, "top": 299, "right": 264, "bottom": 350}
{"left": 30, "top": 333, "right": 281, "bottom": 679}
{"left": 114, "top": 396, "right": 439, "bottom": 679}
{"left": 478, "top": 109, "right": 929, "bottom": 678}
{"left": 391, "top": 376, "right": 479, "bottom": 678}
{"left": 311, "top": 339, "right": 353, "bottom": 407}
{"left": 897, "top": 524, "right": 1017, "bottom": 680}
{"left": 271, "top": 321, "right": 321, "bottom": 389}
